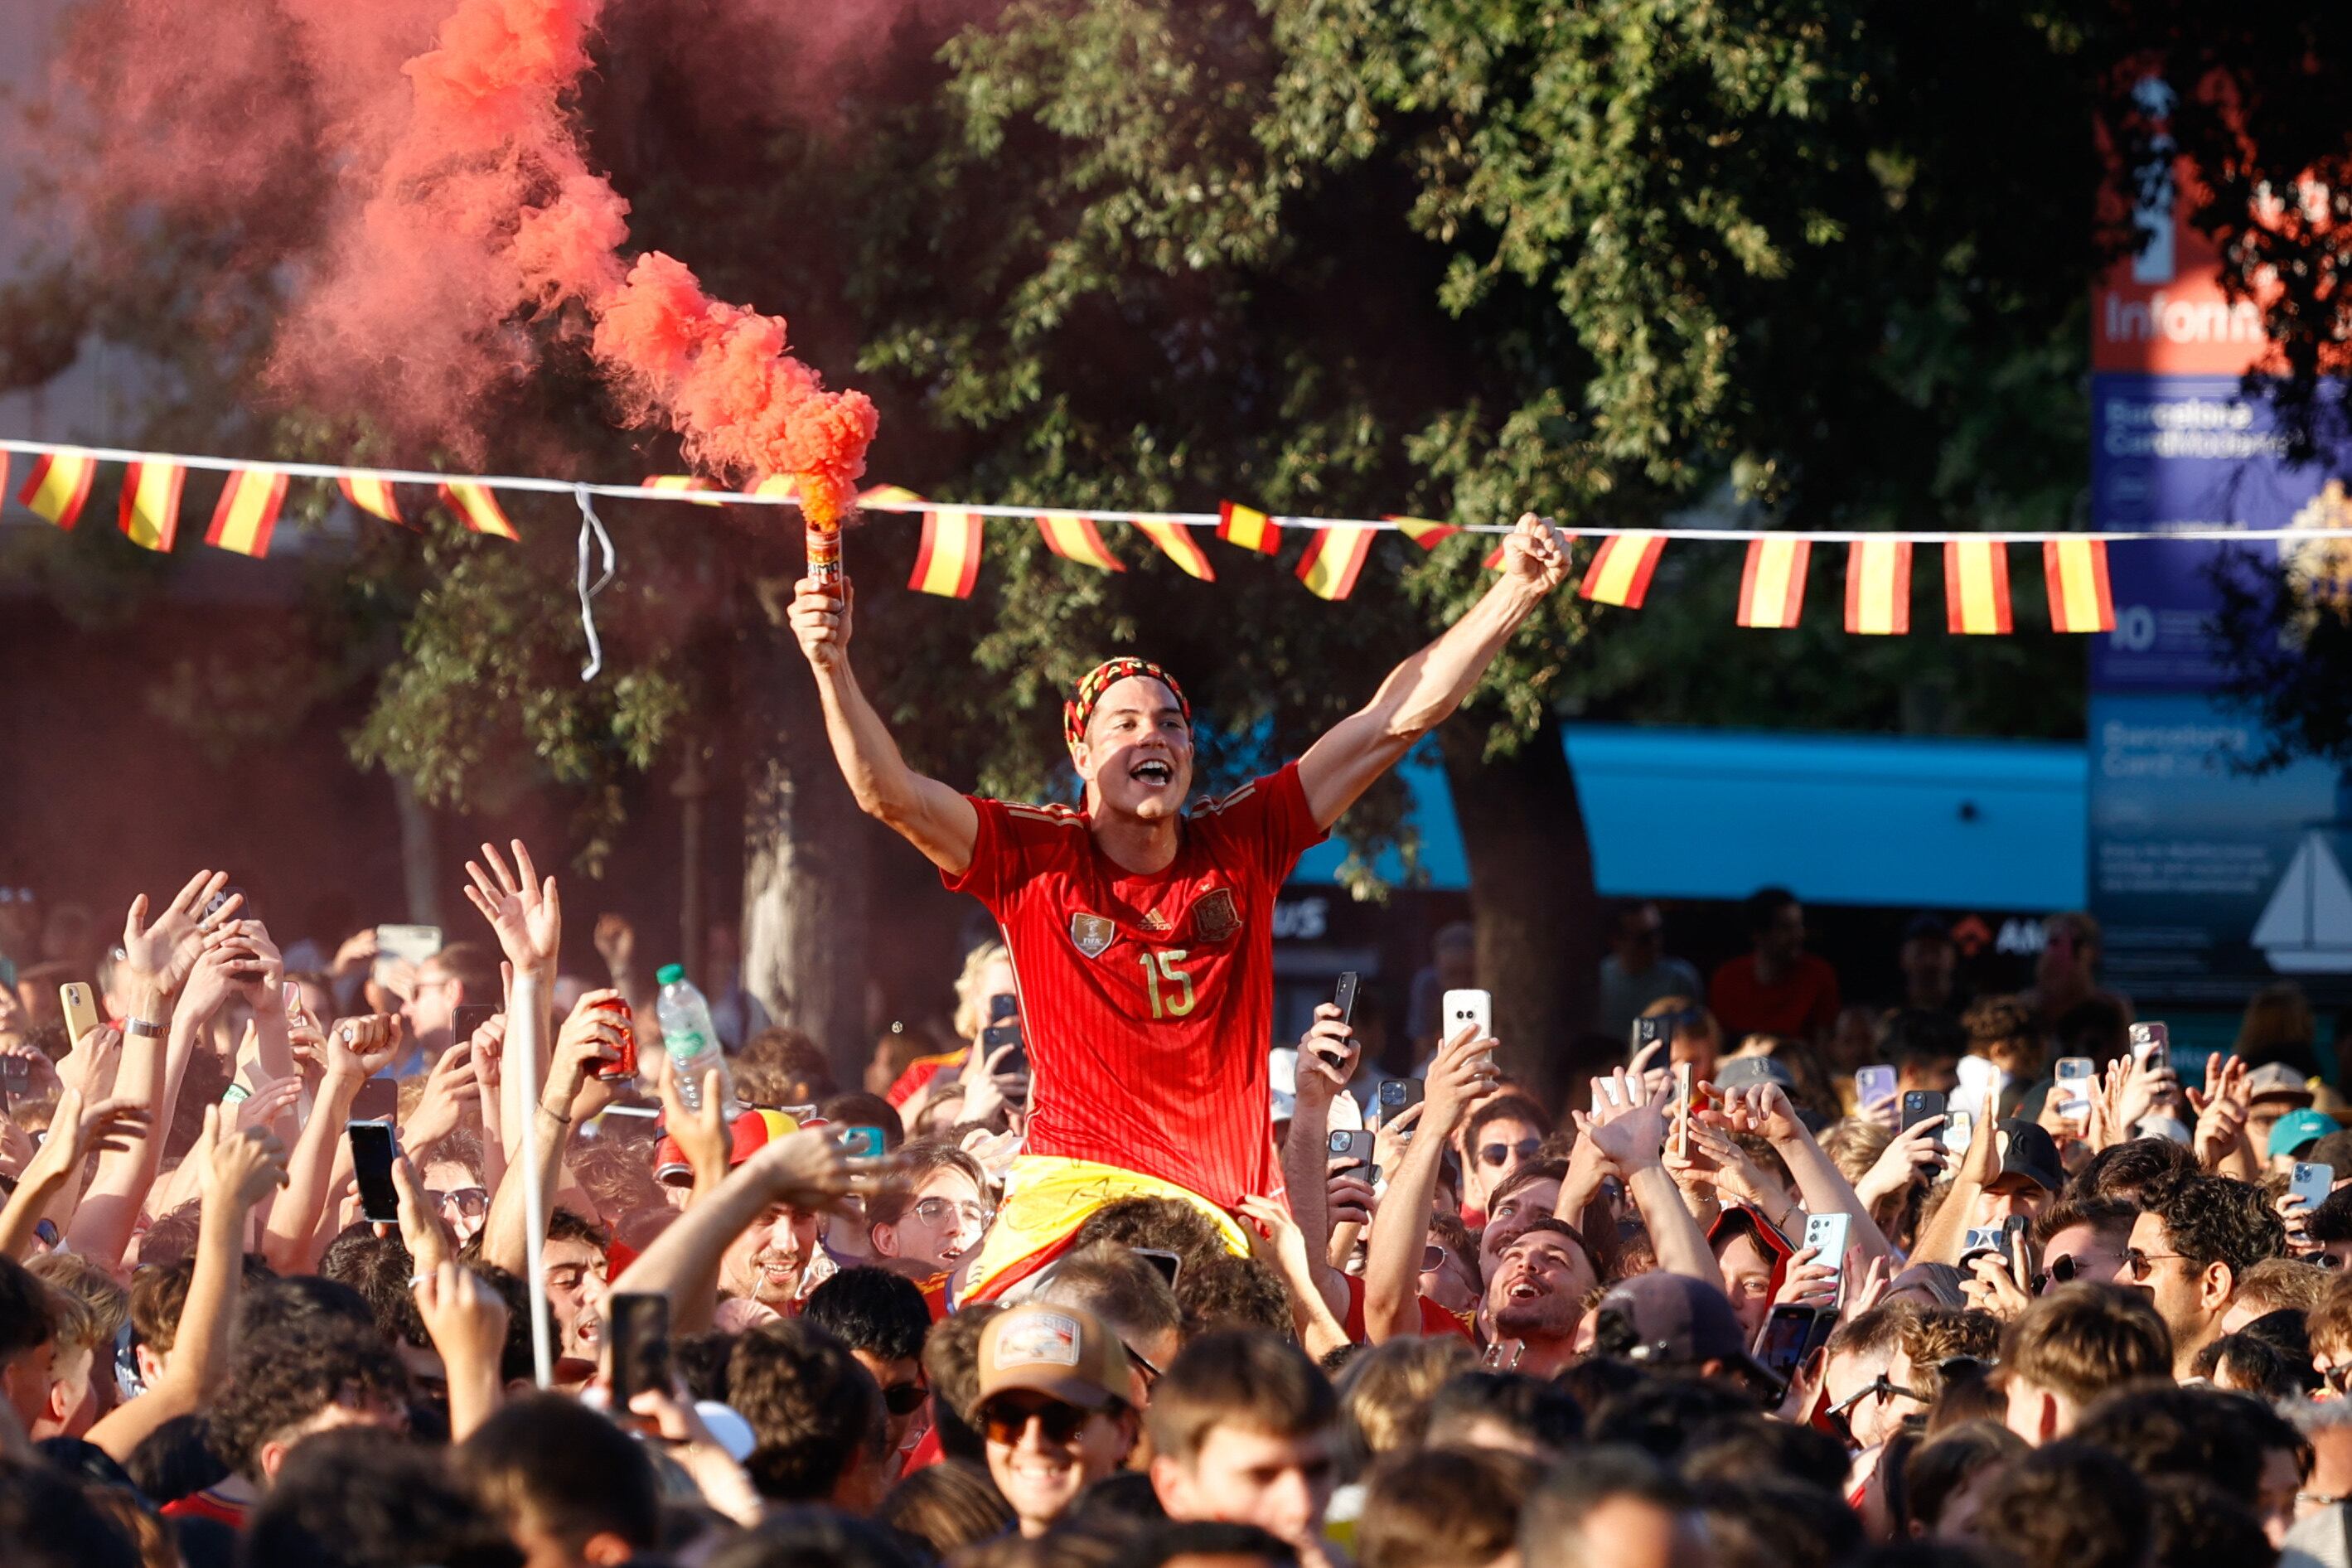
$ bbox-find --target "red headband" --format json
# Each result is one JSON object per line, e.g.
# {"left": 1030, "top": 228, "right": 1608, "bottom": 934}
{"left": 1063, "top": 658, "right": 1190, "bottom": 749}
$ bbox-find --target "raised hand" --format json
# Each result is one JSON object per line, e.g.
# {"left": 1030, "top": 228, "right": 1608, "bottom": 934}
{"left": 463, "top": 840, "right": 560, "bottom": 977}
{"left": 198, "top": 1106, "right": 290, "bottom": 1214}
{"left": 1423, "top": 1023, "right": 1500, "bottom": 1139}
{"left": 743, "top": 1125, "right": 895, "bottom": 1217}
{"left": 332, "top": 927, "right": 380, "bottom": 980}
{"left": 203, "top": 919, "right": 286, "bottom": 1010}
{"left": 547, "top": 990, "right": 627, "bottom": 1112}
{"left": 1856, "top": 1115, "right": 1948, "bottom": 1211}
{"left": 178, "top": 939, "right": 249, "bottom": 1028}
{"left": 2190, "top": 1054, "right": 2252, "bottom": 1170}
{"left": 1581, "top": 1073, "right": 1672, "bottom": 1174}
{"left": 391, "top": 1154, "right": 455, "bottom": 1275}
{"left": 1721, "top": 1082, "right": 1805, "bottom": 1146}
{"left": 56, "top": 1024, "right": 121, "bottom": 1101}
{"left": 122, "top": 870, "right": 240, "bottom": 996}
{"left": 1295, "top": 1004, "right": 1361, "bottom": 1106}
{"left": 1499, "top": 513, "right": 1572, "bottom": 594}
{"left": 401, "top": 1041, "right": 484, "bottom": 1154}
{"left": 235, "top": 1076, "right": 305, "bottom": 1136}
{"left": 1771, "top": 1244, "right": 1839, "bottom": 1313}
{"left": 1239, "top": 1193, "right": 1319, "bottom": 1286}
{"left": 1325, "top": 1159, "right": 1377, "bottom": 1229}
{"left": 655, "top": 1052, "right": 730, "bottom": 1192}
{"left": 787, "top": 575, "right": 855, "bottom": 671}
{"left": 36, "top": 1080, "right": 150, "bottom": 1174}
{"left": 325, "top": 1014, "right": 404, "bottom": 1084}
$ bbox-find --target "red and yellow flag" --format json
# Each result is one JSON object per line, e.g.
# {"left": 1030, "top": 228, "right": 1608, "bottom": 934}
{"left": 2043, "top": 539, "right": 2115, "bottom": 633}
{"left": 908, "top": 507, "right": 983, "bottom": 598}
{"left": 1735, "top": 538, "right": 1811, "bottom": 629}
{"left": 338, "top": 473, "right": 403, "bottom": 525}
{"left": 1216, "top": 500, "right": 1280, "bottom": 555}
{"left": 1844, "top": 540, "right": 1913, "bottom": 635}
{"left": 1943, "top": 540, "right": 2014, "bottom": 635}
{"left": 743, "top": 475, "right": 798, "bottom": 501}
{"left": 1295, "top": 525, "right": 1376, "bottom": 601}
{"left": 641, "top": 474, "right": 723, "bottom": 507}
{"left": 438, "top": 482, "right": 518, "bottom": 540}
{"left": 1385, "top": 515, "right": 1460, "bottom": 549}
{"left": 1131, "top": 520, "right": 1216, "bottom": 580}
{"left": 206, "top": 467, "right": 289, "bottom": 558}
{"left": 1580, "top": 531, "right": 1666, "bottom": 608}
{"left": 858, "top": 484, "right": 924, "bottom": 510}
{"left": 17, "top": 450, "right": 98, "bottom": 530}
{"left": 1483, "top": 541, "right": 1508, "bottom": 569}
{"left": 118, "top": 458, "right": 186, "bottom": 552}
{"left": 1036, "top": 515, "right": 1123, "bottom": 572}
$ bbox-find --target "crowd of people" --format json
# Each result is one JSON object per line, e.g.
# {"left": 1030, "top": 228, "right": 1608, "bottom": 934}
{"left": 3, "top": 519, "right": 2352, "bottom": 1568}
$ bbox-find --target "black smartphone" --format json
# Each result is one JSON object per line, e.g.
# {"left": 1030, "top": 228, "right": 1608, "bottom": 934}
{"left": 452, "top": 1004, "right": 498, "bottom": 1046}
{"left": 1631, "top": 1014, "right": 1667, "bottom": 1056}
{"left": 1333, "top": 971, "right": 1359, "bottom": 1025}
{"left": 983, "top": 993, "right": 1028, "bottom": 1082}
{"left": 1328, "top": 1129, "right": 1375, "bottom": 1169}
{"left": 1135, "top": 1248, "right": 1182, "bottom": 1290}
{"left": 608, "top": 1292, "right": 671, "bottom": 1412}
{"left": 1757, "top": 1304, "right": 1832, "bottom": 1384}
{"left": 1377, "top": 1078, "right": 1423, "bottom": 1116}
{"left": 1900, "top": 1090, "right": 1946, "bottom": 1133}
{"left": 348, "top": 1120, "right": 400, "bottom": 1224}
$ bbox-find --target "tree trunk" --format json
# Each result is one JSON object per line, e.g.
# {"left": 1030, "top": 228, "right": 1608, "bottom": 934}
{"left": 1438, "top": 709, "right": 1602, "bottom": 1115}
{"left": 392, "top": 773, "right": 441, "bottom": 927}
{"left": 738, "top": 576, "right": 871, "bottom": 1086}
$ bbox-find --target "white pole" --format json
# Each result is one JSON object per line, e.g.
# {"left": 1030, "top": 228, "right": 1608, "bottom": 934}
{"left": 510, "top": 975, "right": 554, "bottom": 1390}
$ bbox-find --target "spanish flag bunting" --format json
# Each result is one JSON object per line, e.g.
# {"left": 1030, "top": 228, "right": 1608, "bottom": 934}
{"left": 1735, "top": 537, "right": 1811, "bottom": 629}
{"left": 206, "top": 467, "right": 288, "bottom": 558}
{"left": 438, "top": 482, "right": 518, "bottom": 540}
{"left": 1037, "top": 514, "right": 1123, "bottom": 572}
{"left": 908, "top": 507, "right": 983, "bottom": 598}
{"left": 1386, "top": 515, "right": 1461, "bottom": 549}
{"left": 858, "top": 484, "right": 925, "bottom": 510}
{"left": 1132, "top": 520, "right": 1215, "bottom": 580}
{"left": 118, "top": 458, "right": 186, "bottom": 552}
{"left": 1295, "top": 525, "right": 1377, "bottom": 601}
{"left": 337, "top": 472, "right": 404, "bottom": 525}
{"left": 1483, "top": 541, "right": 1508, "bottom": 569}
{"left": 2043, "top": 539, "right": 2115, "bottom": 633}
{"left": 1844, "top": 539, "right": 1913, "bottom": 635}
{"left": 1216, "top": 500, "right": 1280, "bottom": 555}
{"left": 743, "top": 475, "right": 797, "bottom": 500}
{"left": 641, "top": 474, "right": 724, "bottom": 507}
{"left": 1580, "top": 531, "right": 1667, "bottom": 608}
{"left": 1943, "top": 540, "right": 2013, "bottom": 635}
{"left": 17, "top": 449, "right": 97, "bottom": 530}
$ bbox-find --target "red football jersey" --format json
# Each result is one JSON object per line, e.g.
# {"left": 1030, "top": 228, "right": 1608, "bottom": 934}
{"left": 943, "top": 762, "right": 1326, "bottom": 1208}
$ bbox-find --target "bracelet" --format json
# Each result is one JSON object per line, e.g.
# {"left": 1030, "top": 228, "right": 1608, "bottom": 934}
{"left": 124, "top": 1018, "right": 163, "bottom": 1038}
{"left": 539, "top": 1103, "right": 573, "bottom": 1125}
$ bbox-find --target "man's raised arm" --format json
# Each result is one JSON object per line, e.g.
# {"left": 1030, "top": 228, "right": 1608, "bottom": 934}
{"left": 1296, "top": 514, "right": 1570, "bottom": 829}
{"left": 787, "top": 576, "right": 980, "bottom": 874}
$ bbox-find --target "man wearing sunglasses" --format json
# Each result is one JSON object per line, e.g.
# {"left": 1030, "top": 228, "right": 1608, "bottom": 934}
{"left": 803, "top": 1267, "right": 936, "bottom": 1458}
{"left": 1461, "top": 1094, "right": 1550, "bottom": 1225}
{"left": 2029, "top": 1197, "right": 2135, "bottom": 1301}
{"left": 2112, "top": 1173, "right": 2286, "bottom": 1380}
{"left": 974, "top": 1303, "right": 1138, "bottom": 1538}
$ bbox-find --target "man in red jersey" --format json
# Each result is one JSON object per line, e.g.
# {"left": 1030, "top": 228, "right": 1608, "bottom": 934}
{"left": 789, "top": 513, "right": 1570, "bottom": 1295}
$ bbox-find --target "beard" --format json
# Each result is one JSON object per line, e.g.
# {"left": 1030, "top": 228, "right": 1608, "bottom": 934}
{"left": 1494, "top": 1290, "right": 1578, "bottom": 1341}
{"left": 748, "top": 1242, "right": 804, "bottom": 1305}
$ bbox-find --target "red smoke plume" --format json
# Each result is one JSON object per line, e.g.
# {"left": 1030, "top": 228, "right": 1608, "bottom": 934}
{"left": 46, "top": 0, "right": 878, "bottom": 525}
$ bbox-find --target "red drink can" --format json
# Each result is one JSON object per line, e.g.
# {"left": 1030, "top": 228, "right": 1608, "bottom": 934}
{"left": 594, "top": 997, "right": 638, "bottom": 1081}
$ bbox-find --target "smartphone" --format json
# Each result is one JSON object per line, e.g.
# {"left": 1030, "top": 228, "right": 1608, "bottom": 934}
{"left": 60, "top": 982, "right": 102, "bottom": 1047}
{"left": 839, "top": 1125, "right": 888, "bottom": 1159}
{"left": 1377, "top": 1078, "right": 1423, "bottom": 1118}
{"left": 1442, "top": 989, "right": 1493, "bottom": 1044}
{"left": 0, "top": 1055, "right": 29, "bottom": 1101}
{"left": 1803, "top": 1212, "right": 1852, "bottom": 1285}
{"left": 452, "top": 1004, "right": 499, "bottom": 1048}
{"left": 206, "top": 884, "right": 249, "bottom": 922}
{"left": 983, "top": 993, "right": 1027, "bottom": 1082}
{"left": 1135, "top": 1248, "right": 1182, "bottom": 1290}
{"left": 1328, "top": 1129, "right": 1376, "bottom": 1168}
{"left": 2128, "top": 1021, "right": 2170, "bottom": 1063}
{"left": 1856, "top": 1065, "right": 1897, "bottom": 1110}
{"left": 1941, "top": 1110, "right": 1974, "bottom": 1156}
{"left": 1632, "top": 1014, "right": 1667, "bottom": 1060}
{"left": 2054, "top": 1057, "right": 2095, "bottom": 1121}
{"left": 373, "top": 922, "right": 443, "bottom": 988}
{"left": 282, "top": 980, "right": 313, "bottom": 1033}
{"left": 607, "top": 1292, "right": 671, "bottom": 1412}
{"left": 1671, "top": 1061, "right": 1694, "bottom": 1159}
{"left": 2293, "top": 1162, "right": 2335, "bottom": 1212}
{"left": 1333, "top": 970, "right": 1360, "bottom": 1026}
{"left": 351, "top": 1078, "right": 399, "bottom": 1125}
{"left": 348, "top": 1120, "right": 400, "bottom": 1224}
{"left": 1900, "top": 1090, "right": 1946, "bottom": 1133}
{"left": 1758, "top": 1303, "right": 1832, "bottom": 1383}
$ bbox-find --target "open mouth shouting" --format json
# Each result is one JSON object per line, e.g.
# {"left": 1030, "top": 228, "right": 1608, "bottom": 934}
{"left": 1130, "top": 757, "right": 1175, "bottom": 787}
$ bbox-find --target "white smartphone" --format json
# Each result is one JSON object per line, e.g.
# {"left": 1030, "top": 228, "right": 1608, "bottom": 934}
{"left": 1803, "top": 1212, "right": 1852, "bottom": 1289}
{"left": 1442, "top": 989, "right": 1493, "bottom": 1043}
{"left": 2054, "top": 1057, "right": 2095, "bottom": 1122}
{"left": 2292, "top": 1162, "right": 2335, "bottom": 1213}
{"left": 1941, "top": 1110, "right": 1975, "bottom": 1156}
{"left": 1855, "top": 1064, "right": 1897, "bottom": 1109}
{"left": 374, "top": 922, "right": 443, "bottom": 988}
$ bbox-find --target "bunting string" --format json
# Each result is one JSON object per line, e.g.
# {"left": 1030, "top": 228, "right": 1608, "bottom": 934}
{"left": 1, "top": 436, "right": 2340, "bottom": 643}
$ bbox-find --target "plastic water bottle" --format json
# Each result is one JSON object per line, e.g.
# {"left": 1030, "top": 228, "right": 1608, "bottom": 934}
{"left": 656, "top": 965, "right": 735, "bottom": 1117}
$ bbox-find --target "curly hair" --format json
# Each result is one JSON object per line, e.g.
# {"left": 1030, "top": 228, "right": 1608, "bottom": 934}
{"left": 209, "top": 1318, "right": 413, "bottom": 1481}
{"left": 2147, "top": 1174, "right": 2286, "bottom": 1284}
{"left": 728, "top": 1320, "right": 887, "bottom": 1503}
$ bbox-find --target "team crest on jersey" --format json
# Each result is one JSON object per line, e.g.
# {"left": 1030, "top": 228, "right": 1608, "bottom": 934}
{"left": 1193, "top": 888, "right": 1240, "bottom": 943}
{"left": 1070, "top": 912, "right": 1116, "bottom": 958}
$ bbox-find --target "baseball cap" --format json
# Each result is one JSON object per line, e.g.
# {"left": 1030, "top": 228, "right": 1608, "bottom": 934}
{"left": 976, "top": 1303, "right": 1131, "bottom": 1411}
{"left": 1715, "top": 1055, "right": 1796, "bottom": 1092}
{"left": 2246, "top": 1063, "right": 2315, "bottom": 1106}
{"left": 653, "top": 1106, "right": 801, "bottom": 1187}
{"left": 1591, "top": 1273, "right": 1779, "bottom": 1391}
{"left": 2269, "top": 1107, "right": 2337, "bottom": 1160}
{"left": 1991, "top": 1119, "right": 2063, "bottom": 1194}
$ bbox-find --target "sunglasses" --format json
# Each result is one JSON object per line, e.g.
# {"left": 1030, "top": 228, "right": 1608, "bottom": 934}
{"left": 2124, "top": 1248, "right": 2186, "bottom": 1282}
{"left": 2035, "top": 1253, "right": 2083, "bottom": 1293}
{"left": 1479, "top": 1139, "right": 1541, "bottom": 1168}
{"left": 981, "top": 1393, "right": 1094, "bottom": 1446}
{"left": 1120, "top": 1340, "right": 1164, "bottom": 1389}
{"left": 428, "top": 1187, "right": 489, "bottom": 1217}
{"left": 1419, "top": 1244, "right": 1450, "bottom": 1274}
{"left": 883, "top": 1381, "right": 930, "bottom": 1416}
